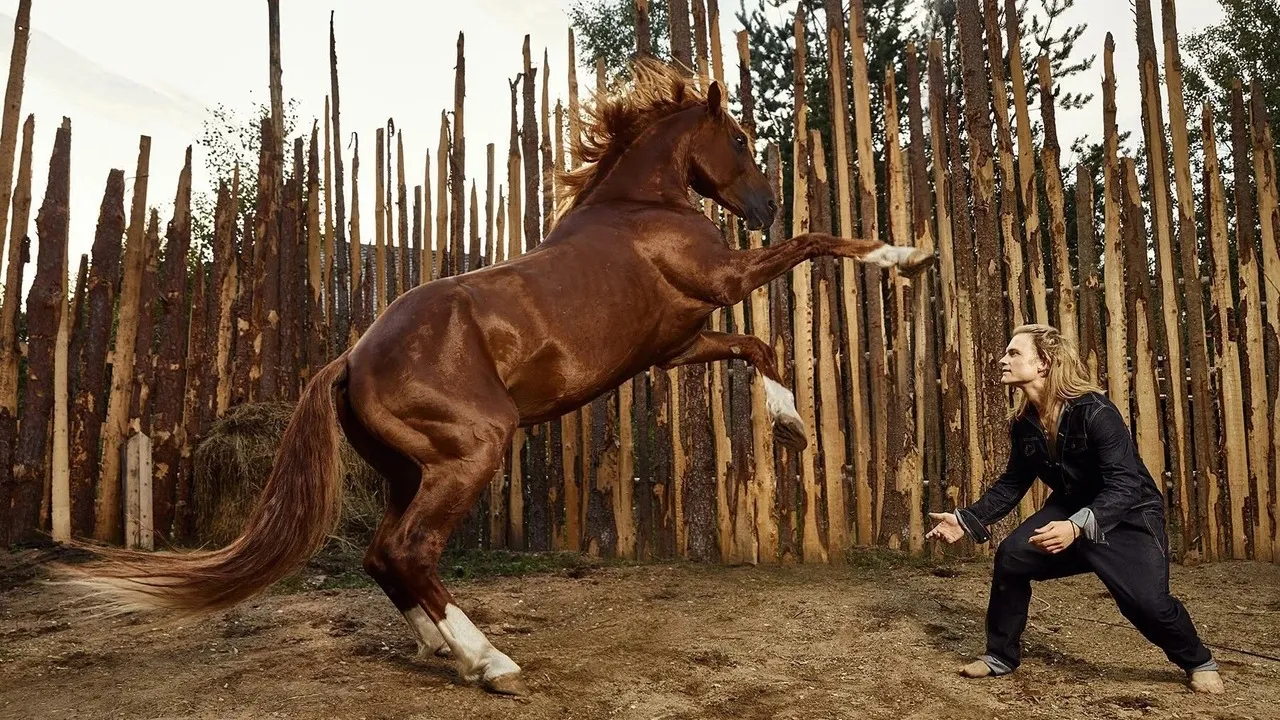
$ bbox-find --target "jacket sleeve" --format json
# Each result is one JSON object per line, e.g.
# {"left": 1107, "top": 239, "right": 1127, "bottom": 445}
{"left": 1074, "top": 403, "right": 1147, "bottom": 542}
{"left": 957, "top": 426, "right": 1037, "bottom": 543}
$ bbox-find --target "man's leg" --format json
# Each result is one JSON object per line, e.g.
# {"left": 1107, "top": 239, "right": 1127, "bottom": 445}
{"left": 967, "top": 505, "right": 1090, "bottom": 677}
{"left": 1081, "top": 511, "right": 1222, "bottom": 692}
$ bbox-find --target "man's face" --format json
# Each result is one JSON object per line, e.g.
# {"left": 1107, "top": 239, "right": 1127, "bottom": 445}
{"left": 999, "top": 333, "right": 1047, "bottom": 387}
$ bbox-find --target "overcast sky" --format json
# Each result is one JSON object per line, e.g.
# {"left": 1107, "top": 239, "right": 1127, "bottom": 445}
{"left": 0, "top": 0, "right": 1227, "bottom": 299}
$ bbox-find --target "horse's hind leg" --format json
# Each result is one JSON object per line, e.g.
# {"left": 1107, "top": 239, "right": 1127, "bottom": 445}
{"left": 336, "top": 393, "right": 450, "bottom": 658}
{"left": 366, "top": 400, "right": 526, "bottom": 695}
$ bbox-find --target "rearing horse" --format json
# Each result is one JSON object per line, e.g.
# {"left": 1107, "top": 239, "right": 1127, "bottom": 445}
{"left": 56, "top": 59, "right": 934, "bottom": 696}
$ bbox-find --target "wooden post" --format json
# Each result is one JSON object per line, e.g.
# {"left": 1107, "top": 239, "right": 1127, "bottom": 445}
{"left": 176, "top": 264, "right": 208, "bottom": 541}
{"left": 128, "top": 212, "right": 161, "bottom": 433}
{"left": 0, "top": 0, "right": 32, "bottom": 281}
{"left": 1232, "top": 82, "right": 1273, "bottom": 562}
{"left": 1075, "top": 165, "right": 1103, "bottom": 385}
{"left": 486, "top": 142, "right": 496, "bottom": 265}
{"left": 929, "top": 40, "right": 967, "bottom": 534}
{"left": 812, "top": 129, "right": 848, "bottom": 560}
{"left": 422, "top": 150, "right": 433, "bottom": 279}
{"left": 737, "top": 31, "right": 776, "bottom": 563}
{"left": 329, "top": 12, "right": 350, "bottom": 350}
{"left": 348, "top": 135, "right": 365, "bottom": 344}
{"left": 850, "top": 0, "right": 887, "bottom": 540}
{"left": 906, "top": 47, "right": 937, "bottom": 552}
{"left": 397, "top": 130, "right": 409, "bottom": 289}
{"left": 1004, "top": 0, "right": 1048, "bottom": 325}
{"left": 124, "top": 432, "right": 153, "bottom": 550}
{"left": 1136, "top": 0, "right": 1188, "bottom": 526}
{"left": 1202, "top": 105, "right": 1252, "bottom": 559}
{"left": 149, "top": 147, "right": 193, "bottom": 542}
{"left": 267, "top": 0, "right": 285, "bottom": 207}
{"left": 1100, "top": 36, "right": 1130, "bottom": 430}
{"left": 324, "top": 97, "right": 336, "bottom": 334}
{"left": 0, "top": 113, "right": 33, "bottom": 537}
{"left": 1120, "top": 158, "right": 1165, "bottom": 542}
{"left": 1250, "top": 82, "right": 1280, "bottom": 564}
{"left": 437, "top": 111, "right": 450, "bottom": 281}
{"left": 11, "top": 118, "right": 70, "bottom": 544}
{"left": 452, "top": 34, "right": 467, "bottom": 276}
{"left": 765, "top": 142, "right": 796, "bottom": 561}
{"left": 52, "top": 260, "right": 71, "bottom": 542}
{"left": 983, "top": 0, "right": 1026, "bottom": 331}
{"left": 68, "top": 169, "right": 124, "bottom": 539}
{"left": 635, "top": 0, "right": 652, "bottom": 56}
{"left": 212, "top": 172, "right": 238, "bottom": 417}
{"left": 958, "top": 0, "right": 1009, "bottom": 514}
{"left": 411, "top": 186, "right": 422, "bottom": 284}
{"left": 95, "top": 137, "right": 150, "bottom": 543}
{"left": 251, "top": 118, "right": 281, "bottom": 401}
{"left": 374, "top": 128, "right": 386, "bottom": 311}
{"left": 669, "top": 0, "right": 692, "bottom": 73}
{"left": 1037, "top": 57, "right": 1076, "bottom": 347}
{"left": 308, "top": 127, "right": 325, "bottom": 370}
{"left": 506, "top": 67, "right": 525, "bottom": 549}
{"left": 231, "top": 210, "right": 256, "bottom": 405}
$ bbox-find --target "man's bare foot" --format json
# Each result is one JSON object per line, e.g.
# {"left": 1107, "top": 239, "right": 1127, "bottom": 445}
{"left": 1189, "top": 670, "right": 1224, "bottom": 694}
{"left": 959, "top": 660, "right": 993, "bottom": 678}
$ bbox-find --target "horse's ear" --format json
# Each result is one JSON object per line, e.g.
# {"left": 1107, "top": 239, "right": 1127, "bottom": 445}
{"left": 706, "top": 81, "right": 723, "bottom": 116}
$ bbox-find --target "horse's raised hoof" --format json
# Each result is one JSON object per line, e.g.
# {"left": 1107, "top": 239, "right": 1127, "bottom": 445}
{"left": 484, "top": 672, "right": 531, "bottom": 697}
{"left": 773, "top": 415, "right": 808, "bottom": 451}
{"left": 899, "top": 249, "right": 938, "bottom": 277}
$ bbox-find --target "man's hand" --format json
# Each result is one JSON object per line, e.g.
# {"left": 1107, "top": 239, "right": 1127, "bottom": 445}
{"left": 1029, "top": 520, "right": 1080, "bottom": 554}
{"left": 926, "top": 512, "right": 966, "bottom": 544}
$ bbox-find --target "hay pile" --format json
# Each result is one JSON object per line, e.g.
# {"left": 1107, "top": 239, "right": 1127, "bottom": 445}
{"left": 191, "top": 401, "right": 385, "bottom": 547}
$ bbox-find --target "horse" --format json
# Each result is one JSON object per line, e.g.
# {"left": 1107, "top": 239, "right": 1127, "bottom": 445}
{"left": 53, "top": 58, "right": 935, "bottom": 697}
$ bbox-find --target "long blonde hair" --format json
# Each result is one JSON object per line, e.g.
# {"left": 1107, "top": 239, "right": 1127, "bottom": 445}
{"left": 1007, "top": 323, "right": 1104, "bottom": 421}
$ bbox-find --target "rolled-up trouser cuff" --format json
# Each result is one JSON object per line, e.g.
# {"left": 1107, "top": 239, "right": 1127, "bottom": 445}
{"left": 979, "top": 654, "right": 1015, "bottom": 676}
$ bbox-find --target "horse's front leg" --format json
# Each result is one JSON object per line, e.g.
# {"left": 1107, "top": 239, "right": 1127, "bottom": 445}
{"left": 659, "top": 330, "right": 807, "bottom": 451}
{"left": 705, "top": 233, "right": 936, "bottom": 307}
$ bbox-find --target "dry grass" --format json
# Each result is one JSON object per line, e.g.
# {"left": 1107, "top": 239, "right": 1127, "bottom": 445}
{"left": 190, "top": 401, "right": 384, "bottom": 548}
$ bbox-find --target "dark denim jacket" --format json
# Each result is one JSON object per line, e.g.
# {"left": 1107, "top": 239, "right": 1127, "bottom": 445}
{"left": 956, "top": 391, "right": 1165, "bottom": 546}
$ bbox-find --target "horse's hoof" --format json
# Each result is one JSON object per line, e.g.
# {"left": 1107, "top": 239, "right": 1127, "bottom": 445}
{"left": 773, "top": 415, "right": 808, "bottom": 451}
{"left": 900, "top": 249, "right": 938, "bottom": 276}
{"left": 484, "top": 672, "right": 530, "bottom": 697}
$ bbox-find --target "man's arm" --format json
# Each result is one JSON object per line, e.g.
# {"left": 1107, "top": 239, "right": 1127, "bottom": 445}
{"left": 1068, "top": 403, "right": 1147, "bottom": 544}
{"left": 955, "top": 429, "right": 1037, "bottom": 544}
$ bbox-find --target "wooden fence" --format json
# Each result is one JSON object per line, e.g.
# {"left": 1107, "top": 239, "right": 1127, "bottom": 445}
{"left": 0, "top": 0, "right": 1277, "bottom": 566}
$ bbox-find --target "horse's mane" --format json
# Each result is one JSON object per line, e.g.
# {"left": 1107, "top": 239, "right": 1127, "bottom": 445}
{"left": 554, "top": 58, "right": 707, "bottom": 224}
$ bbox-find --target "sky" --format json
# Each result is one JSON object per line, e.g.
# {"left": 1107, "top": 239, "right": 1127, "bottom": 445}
{"left": 0, "top": 0, "right": 1228, "bottom": 301}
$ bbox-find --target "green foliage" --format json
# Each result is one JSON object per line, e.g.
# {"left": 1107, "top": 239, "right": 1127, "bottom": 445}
{"left": 190, "top": 97, "right": 302, "bottom": 266}
{"left": 569, "top": 0, "right": 671, "bottom": 81}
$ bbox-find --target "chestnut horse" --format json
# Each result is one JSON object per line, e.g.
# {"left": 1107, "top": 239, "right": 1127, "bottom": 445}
{"left": 55, "top": 59, "right": 934, "bottom": 696}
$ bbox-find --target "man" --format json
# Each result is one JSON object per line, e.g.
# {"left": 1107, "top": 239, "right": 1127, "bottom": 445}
{"left": 925, "top": 324, "right": 1223, "bottom": 693}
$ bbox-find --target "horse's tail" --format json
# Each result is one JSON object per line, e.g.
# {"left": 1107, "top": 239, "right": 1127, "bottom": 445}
{"left": 52, "top": 354, "right": 351, "bottom": 617}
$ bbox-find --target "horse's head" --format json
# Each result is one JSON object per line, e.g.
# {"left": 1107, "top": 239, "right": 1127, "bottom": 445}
{"left": 686, "top": 82, "right": 776, "bottom": 230}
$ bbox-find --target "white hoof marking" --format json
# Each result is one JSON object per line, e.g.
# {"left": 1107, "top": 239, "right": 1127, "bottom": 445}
{"left": 402, "top": 606, "right": 450, "bottom": 657}
{"left": 434, "top": 603, "right": 522, "bottom": 684}
{"left": 863, "top": 244, "right": 917, "bottom": 268}
{"left": 764, "top": 377, "right": 803, "bottom": 425}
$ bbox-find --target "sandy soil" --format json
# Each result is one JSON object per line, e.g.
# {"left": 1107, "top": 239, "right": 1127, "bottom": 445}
{"left": 1, "top": 548, "right": 1277, "bottom": 720}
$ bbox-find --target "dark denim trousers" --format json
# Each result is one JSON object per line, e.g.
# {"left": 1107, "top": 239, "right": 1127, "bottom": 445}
{"left": 984, "top": 504, "right": 1214, "bottom": 672}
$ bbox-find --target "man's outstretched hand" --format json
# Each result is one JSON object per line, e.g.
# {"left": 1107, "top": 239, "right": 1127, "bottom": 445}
{"left": 1029, "top": 520, "right": 1079, "bottom": 554}
{"left": 926, "top": 512, "right": 965, "bottom": 544}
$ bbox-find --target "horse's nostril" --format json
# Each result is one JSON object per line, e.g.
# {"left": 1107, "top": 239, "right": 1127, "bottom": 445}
{"left": 766, "top": 199, "right": 778, "bottom": 214}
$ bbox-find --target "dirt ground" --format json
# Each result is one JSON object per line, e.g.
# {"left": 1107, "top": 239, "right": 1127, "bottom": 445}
{"left": 1, "top": 547, "right": 1277, "bottom": 720}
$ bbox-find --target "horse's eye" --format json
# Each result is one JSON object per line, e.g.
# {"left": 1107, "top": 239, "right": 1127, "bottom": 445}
{"left": 735, "top": 135, "right": 747, "bottom": 147}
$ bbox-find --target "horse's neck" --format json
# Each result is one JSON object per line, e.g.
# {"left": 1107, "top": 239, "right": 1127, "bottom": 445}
{"left": 583, "top": 114, "right": 694, "bottom": 209}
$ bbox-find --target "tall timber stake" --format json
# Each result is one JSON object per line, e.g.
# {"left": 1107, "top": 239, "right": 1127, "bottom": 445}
{"left": 308, "top": 127, "right": 325, "bottom": 372}
{"left": 396, "top": 130, "right": 409, "bottom": 290}
{"left": 1037, "top": 57, "right": 1076, "bottom": 347}
{"left": 984, "top": 0, "right": 1027, "bottom": 331}
{"left": 436, "top": 111, "right": 450, "bottom": 281}
{"left": 1136, "top": 0, "right": 1190, "bottom": 534}
{"left": 1075, "top": 165, "right": 1103, "bottom": 385}
{"left": 1201, "top": 105, "right": 1251, "bottom": 560}
{"left": 452, "top": 33, "right": 466, "bottom": 276}
{"left": 251, "top": 118, "right": 281, "bottom": 401}
{"left": 348, "top": 135, "right": 365, "bottom": 343}
{"left": 95, "top": 137, "right": 151, "bottom": 544}
{"left": 212, "top": 171, "right": 238, "bottom": 418}
{"left": 958, "top": 0, "right": 1009, "bottom": 513}
{"left": 1249, "top": 81, "right": 1280, "bottom": 564}
{"left": 69, "top": 169, "right": 124, "bottom": 538}
{"left": 422, "top": 149, "right": 433, "bottom": 281}
{"left": 1004, "top": 0, "right": 1047, "bottom": 325}
{"left": 738, "top": 30, "right": 777, "bottom": 563}
{"left": 11, "top": 117, "right": 69, "bottom": 545}
{"left": 1232, "top": 82, "right": 1274, "bottom": 562}
{"left": 850, "top": 0, "right": 888, "bottom": 538}
{"left": 149, "top": 147, "right": 194, "bottom": 543}
{"left": 329, "top": 12, "right": 350, "bottom": 345}
{"left": 789, "top": 7, "right": 824, "bottom": 563}
{"left": 375, "top": 128, "right": 387, "bottom": 313}
{"left": 505, "top": 66, "right": 525, "bottom": 550}
{"left": 0, "top": 113, "right": 33, "bottom": 536}
{"left": 929, "top": 41, "right": 968, "bottom": 537}
{"left": 1099, "top": 36, "right": 1130, "bottom": 442}
{"left": 0, "top": 0, "right": 32, "bottom": 285}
